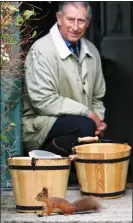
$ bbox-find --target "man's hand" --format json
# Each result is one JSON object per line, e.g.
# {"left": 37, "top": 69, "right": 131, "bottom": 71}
{"left": 87, "top": 111, "right": 101, "bottom": 128}
{"left": 95, "top": 121, "right": 107, "bottom": 136}
{"left": 87, "top": 111, "right": 107, "bottom": 136}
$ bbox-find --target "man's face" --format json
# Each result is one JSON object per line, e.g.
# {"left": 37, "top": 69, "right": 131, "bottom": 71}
{"left": 56, "top": 4, "right": 91, "bottom": 42}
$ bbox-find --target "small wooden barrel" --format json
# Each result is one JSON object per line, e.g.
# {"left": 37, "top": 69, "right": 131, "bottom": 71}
{"left": 8, "top": 157, "right": 71, "bottom": 212}
{"left": 73, "top": 143, "right": 131, "bottom": 199}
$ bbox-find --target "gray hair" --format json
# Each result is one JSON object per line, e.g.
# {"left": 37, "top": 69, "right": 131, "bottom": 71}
{"left": 58, "top": 1, "right": 92, "bottom": 19}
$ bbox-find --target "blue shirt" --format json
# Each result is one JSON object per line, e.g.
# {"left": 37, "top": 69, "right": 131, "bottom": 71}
{"left": 64, "top": 39, "right": 80, "bottom": 58}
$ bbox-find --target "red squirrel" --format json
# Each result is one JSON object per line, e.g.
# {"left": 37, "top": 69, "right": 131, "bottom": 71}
{"left": 35, "top": 187, "right": 102, "bottom": 216}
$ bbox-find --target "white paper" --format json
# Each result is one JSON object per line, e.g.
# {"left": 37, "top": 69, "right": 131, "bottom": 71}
{"left": 29, "top": 150, "right": 62, "bottom": 158}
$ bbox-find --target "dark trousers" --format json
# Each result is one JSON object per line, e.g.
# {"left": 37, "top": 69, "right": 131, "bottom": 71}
{"left": 40, "top": 115, "right": 96, "bottom": 157}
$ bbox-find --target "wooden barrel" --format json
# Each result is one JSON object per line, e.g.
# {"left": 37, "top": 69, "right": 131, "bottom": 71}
{"left": 8, "top": 157, "right": 71, "bottom": 212}
{"left": 73, "top": 143, "right": 131, "bottom": 199}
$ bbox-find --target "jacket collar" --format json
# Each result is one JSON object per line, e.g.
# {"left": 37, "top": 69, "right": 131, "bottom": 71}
{"left": 50, "top": 23, "right": 93, "bottom": 59}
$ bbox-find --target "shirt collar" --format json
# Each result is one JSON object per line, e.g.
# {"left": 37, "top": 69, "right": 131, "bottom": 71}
{"left": 64, "top": 39, "right": 79, "bottom": 48}
{"left": 50, "top": 23, "right": 93, "bottom": 59}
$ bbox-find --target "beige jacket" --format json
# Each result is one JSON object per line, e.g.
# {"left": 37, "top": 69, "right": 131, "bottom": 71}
{"left": 22, "top": 23, "right": 106, "bottom": 149}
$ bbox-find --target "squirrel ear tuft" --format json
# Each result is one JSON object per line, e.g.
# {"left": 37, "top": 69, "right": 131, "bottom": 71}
{"left": 42, "top": 187, "right": 48, "bottom": 197}
{"left": 42, "top": 187, "right": 47, "bottom": 192}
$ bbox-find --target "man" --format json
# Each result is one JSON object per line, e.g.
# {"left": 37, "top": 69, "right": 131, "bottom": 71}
{"left": 23, "top": 2, "right": 107, "bottom": 156}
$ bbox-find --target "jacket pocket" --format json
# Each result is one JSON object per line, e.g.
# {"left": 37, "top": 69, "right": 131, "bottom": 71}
{"left": 33, "top": 116, "right": 47, "bottom": 131}
{"left": 23, "top": 117, "right": 37, "bottom": 133}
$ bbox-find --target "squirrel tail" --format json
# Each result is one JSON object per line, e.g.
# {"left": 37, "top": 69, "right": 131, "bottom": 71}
{"left": 72, "top": 196, "right": 102, "bottom": 212}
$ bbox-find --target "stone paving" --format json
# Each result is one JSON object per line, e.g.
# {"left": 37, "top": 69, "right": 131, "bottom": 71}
{"left": 1, "top": 188, "right": 132, "bottom": 223}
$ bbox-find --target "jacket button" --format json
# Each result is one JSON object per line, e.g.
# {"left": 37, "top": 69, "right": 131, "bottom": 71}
{"left": 83, "top": 82, "right": 85, "bottom": 85}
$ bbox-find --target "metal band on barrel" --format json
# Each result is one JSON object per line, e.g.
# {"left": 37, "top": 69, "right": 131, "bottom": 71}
{"left": 76, "top": 156, "right": 130, "bottom": 164}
